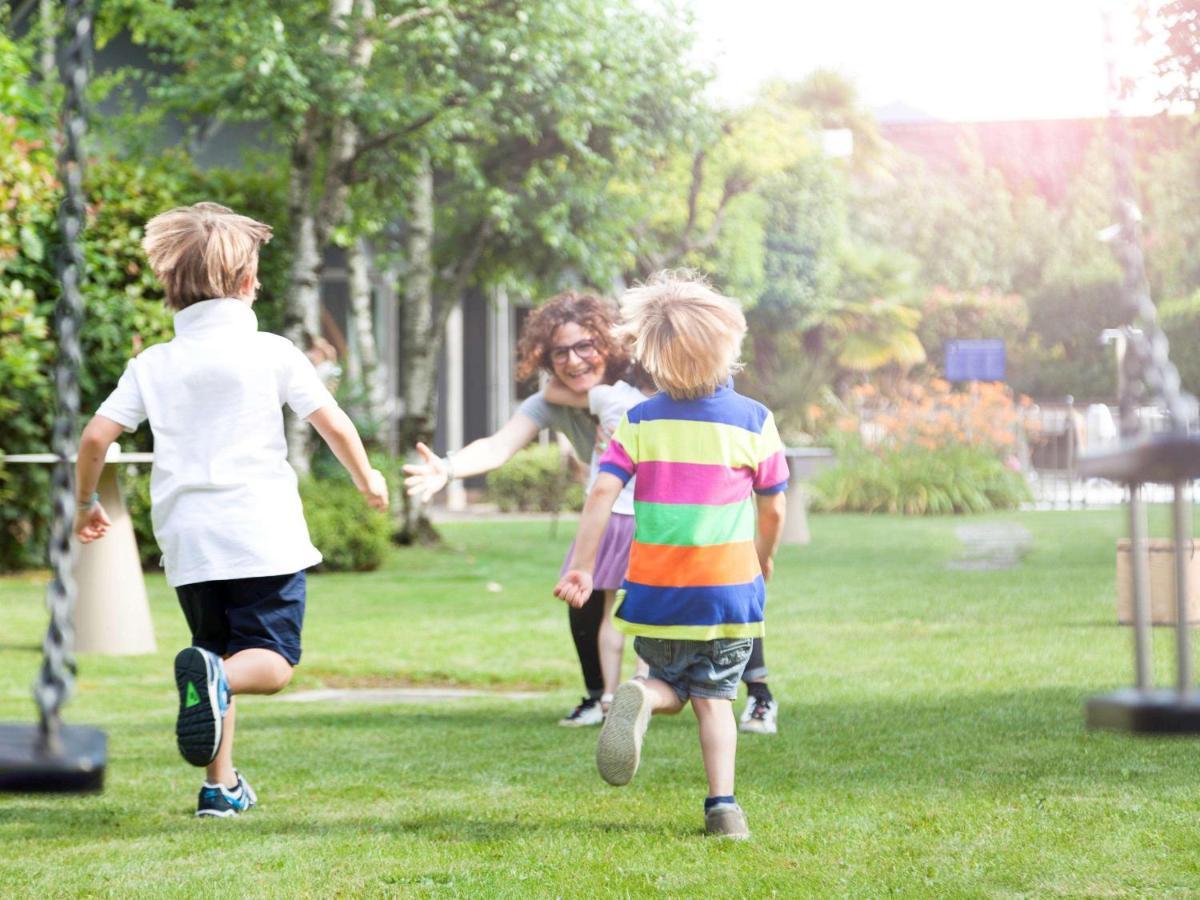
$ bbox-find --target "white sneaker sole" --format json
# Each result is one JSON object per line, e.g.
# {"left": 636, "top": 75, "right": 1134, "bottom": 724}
{"left": 195, "top": 807, "right": 239, "bottom": 819}
{"left": 558, "top": 714, "right": 603, "bottom": 728}
{"left": 596, "top": 681, "right": 651, "bottom": 786}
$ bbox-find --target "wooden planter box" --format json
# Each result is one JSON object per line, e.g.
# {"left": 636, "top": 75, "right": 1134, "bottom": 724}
{"left": 1117, "top": 538, "right": 1200, "bottom": 625}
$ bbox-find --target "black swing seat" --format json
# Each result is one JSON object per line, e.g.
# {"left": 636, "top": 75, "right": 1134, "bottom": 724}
{"left": 1077, "top": 432, "right": 1200, "bottom": 485}
{"left": 0, "top": 723, "right": 106, "bottom": 792}
{"left": 1087, "top": 688, "right": 1200, "bottom": 735}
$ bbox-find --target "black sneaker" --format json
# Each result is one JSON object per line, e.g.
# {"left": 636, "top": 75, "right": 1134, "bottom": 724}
{"left": 195, "top": 781, "right": 252, "bottom": 819}
{"left": 174, "top": 647, "right": 230, "bottom": 766}
{"left": 558, "top": 696, "right": 604, "bottom": 727}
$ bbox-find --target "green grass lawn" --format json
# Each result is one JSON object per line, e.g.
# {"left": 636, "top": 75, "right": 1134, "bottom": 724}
{"left": 3, "top": 510, "right": 1200, "bottom": 897}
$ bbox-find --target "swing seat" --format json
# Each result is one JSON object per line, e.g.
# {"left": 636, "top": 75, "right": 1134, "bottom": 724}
{"left": 0, "top": 723, "right": 106, "bottom": 792}
{"left": 1087, "top": 688, "right": 1200, "bottom": 735}
{"left": 1077, "top": 433, "right": 1200, "bottom": 485}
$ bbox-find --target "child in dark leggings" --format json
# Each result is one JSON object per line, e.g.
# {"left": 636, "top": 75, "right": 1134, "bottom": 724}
{"left": 740, "top": 638, "right": 777, "bottom": 734}
{"left": 569, "top": 591, "right": 607, "bottom": 704}
{"left": 404, "top": 292, "right": 640, "bottom": 726}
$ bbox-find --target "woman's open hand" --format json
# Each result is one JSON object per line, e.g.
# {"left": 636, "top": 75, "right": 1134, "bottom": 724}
{"left": 402, "top": 442, "right": 449, "bottom": 502}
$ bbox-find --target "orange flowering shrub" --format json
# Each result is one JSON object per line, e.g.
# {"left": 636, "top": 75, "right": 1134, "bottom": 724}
{"left": 810, "top": 377, "right": 1032, "bottom": 514}
{"left": 835, "top": 378, "right": 1032, "bottom": 460}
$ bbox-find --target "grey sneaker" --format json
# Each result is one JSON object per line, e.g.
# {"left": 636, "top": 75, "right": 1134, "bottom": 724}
{"left": 595, "top": 680, "right": 652, "bottom": 786}
{"left": 705, "top": 801, "right": 751, "bottom": 839}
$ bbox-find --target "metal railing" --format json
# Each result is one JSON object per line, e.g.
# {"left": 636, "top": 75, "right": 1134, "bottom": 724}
{"left": 1020, "top": 398, "right": 1199, "bottom": 508}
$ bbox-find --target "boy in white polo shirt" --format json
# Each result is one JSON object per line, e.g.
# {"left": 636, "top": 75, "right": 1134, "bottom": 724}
{"left": 73, "top": 202, "right": 388, "bottom": 818}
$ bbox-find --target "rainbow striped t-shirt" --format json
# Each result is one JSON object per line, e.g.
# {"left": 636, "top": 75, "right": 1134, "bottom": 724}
{"left": 597, "top": 384, "right": 789, "bottom": 640}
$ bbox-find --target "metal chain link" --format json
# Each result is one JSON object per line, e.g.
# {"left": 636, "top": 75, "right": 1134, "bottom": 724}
{"left": 35, "top": 0, "right": 92, "bottom": 754}
{"left": 1104, "top": 11, "right": 1195, "bottom": 436}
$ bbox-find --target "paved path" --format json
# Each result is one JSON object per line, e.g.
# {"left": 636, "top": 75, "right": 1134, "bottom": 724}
{"left": 949, "top": 522, "right": 1034, "bottom": 571}
{"left": 280, "top": 687, "right": 546, "bottom": 704}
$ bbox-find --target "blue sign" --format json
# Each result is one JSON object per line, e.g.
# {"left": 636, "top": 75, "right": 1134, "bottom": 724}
{"left": 945, "top": 339, "right": 1006, "bottom": 382}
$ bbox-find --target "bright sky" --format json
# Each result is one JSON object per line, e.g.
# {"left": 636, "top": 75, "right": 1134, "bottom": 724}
{"left": 689, "top": 0, "right": 1162, "bottom": 121}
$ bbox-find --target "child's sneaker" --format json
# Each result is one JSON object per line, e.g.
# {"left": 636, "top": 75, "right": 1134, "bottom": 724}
{"left": 174, "top": 646, "right": 230, "bottom": 766}
{"left": 233, "top": 769, "right": 257, "bottom": 809}
{"left": 195, "top": 780, "right": 252, "bottom": 818}
{"left": 559, "top": 696, "right": 604, "bottom": 727}
{"left": 739, "top": 696, "right": 778, "bottom": 735}
{"left": 596, "top": 680, "right": 651, "bottom": 786}
{"left": 705, "top": 801, "right": 750, "bottom": 839}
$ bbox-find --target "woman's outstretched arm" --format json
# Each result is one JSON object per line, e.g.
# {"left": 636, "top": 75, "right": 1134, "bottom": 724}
{"left": 403, "top": 412, "right": 540, "bottom": 502}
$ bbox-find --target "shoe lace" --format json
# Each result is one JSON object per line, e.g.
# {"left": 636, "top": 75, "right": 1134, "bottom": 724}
{"left": 750, "top": 698, "right": 770, "bottom": 720}
{"left": 570, "top": 697, "right": 596, "bottom": 717}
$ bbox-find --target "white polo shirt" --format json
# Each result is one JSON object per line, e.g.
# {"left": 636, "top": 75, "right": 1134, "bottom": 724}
{"left": 96, "top": 298, "right": 333, "bottom": 587}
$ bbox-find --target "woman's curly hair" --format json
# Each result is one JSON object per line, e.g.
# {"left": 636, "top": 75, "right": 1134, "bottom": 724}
{"left": 515, "top": 291, "right": 630, "bottom": 383}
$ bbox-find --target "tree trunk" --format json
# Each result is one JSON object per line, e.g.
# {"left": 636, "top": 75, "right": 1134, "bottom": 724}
{"left": 39, "top": 0, "right": 56, "bottom": 86}
{"left": 347, "top": 237, "right": 387, "bottom": 430}
{"left": 394, "top": 158, "right": 500, "bottom": 542}
{"left": 283, "top": 106, "right": 324, "bottom": 473}
{"left": 396, "top": 152, "right": 440, "bottom": 544}
{"left": 282, "top": 0, "right": 377, "bottom": 473}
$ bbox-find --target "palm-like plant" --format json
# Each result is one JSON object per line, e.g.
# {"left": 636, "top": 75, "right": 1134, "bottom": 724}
{"left": 817, "top": 296, "right": 926, "bottom": 372}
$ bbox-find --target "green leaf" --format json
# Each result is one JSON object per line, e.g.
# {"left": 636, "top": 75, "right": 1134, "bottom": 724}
{"left": 18, "top": 226, "right": 44, "bottom": 263}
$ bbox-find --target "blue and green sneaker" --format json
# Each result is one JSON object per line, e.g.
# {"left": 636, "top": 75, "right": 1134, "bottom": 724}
{"left": 174, "top": 647, "right": 230, "bottom": 767}
{"left": 195, "top": 781, "right": 252, "bottom": 818}
{"left": 195, "top": 771, "right": 256, "bottom": 819}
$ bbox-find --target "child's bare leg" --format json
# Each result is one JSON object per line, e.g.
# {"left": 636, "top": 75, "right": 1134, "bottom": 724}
{"left": 206, "top": 697, "right": 237, "bottom": 788}
{"left": 202, "top": 649, "right": 291, "bottom": 788}
{"left": 634, "top": 656, "right": 650, "bottom": 679}
{"left": 692, "top": 697, "right": 737, "bottom": 797}
{"left": 641, "top": 678, "right": 685, "bottom": 715}
{"left": 598, "top": 591, "right": 625, "bottom": 705}
{"left": 224, "top": 648, "right": 293, "bottom": 695}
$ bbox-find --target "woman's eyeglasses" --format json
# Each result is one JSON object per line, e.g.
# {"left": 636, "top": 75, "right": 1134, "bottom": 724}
{"left": 549, "top": 339, "right": 599, "bottom": 365}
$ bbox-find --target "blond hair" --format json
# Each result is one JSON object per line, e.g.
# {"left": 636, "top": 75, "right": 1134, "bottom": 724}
{"left": 142, "top": 202, "right": 272, "bottom": 310}
{"left": 619, "top": 270, "right": 746, "bottom": 400}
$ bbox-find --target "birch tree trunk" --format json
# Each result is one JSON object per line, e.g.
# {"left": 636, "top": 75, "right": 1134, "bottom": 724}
{"left": 347, "top": 237, "right": 386, "bottom": 428}
{"left": 283, "top": 0, "right": 376, "bottom": 472}
{"left": 284, "top": 113, "right": 324, "bottom": 473}
{"left": 39, "top": 0, "right": 56, "bottom": 85}
{"left": 396, "top": 152, "right": 439, "bottom": 543}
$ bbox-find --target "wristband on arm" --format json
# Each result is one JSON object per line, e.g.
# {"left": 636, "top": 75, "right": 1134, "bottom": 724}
{"left": 77, "top": 491, "right": 99, "bottom": 510}
{"left": 442, "top": 455, "right": 456, "bottom": 481}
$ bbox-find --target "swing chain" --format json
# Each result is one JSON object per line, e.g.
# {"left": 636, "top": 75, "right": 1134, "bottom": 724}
{"left": 1104, "top": 12, "right": 1194, "bottom": 437}
{"left": 35, "top": 0, "right": 93, "bottom": 755}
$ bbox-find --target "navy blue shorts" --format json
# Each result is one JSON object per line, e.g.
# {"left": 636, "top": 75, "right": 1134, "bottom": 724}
{"left": 175, "top": 571, "right": 307, "bottom": 666}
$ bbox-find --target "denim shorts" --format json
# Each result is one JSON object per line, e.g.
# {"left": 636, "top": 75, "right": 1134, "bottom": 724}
{"left": 175, "top": 571, "right": 307, "bottom": 665}
{"left": 633, "top": 636, "right": 754, "bottom": 702}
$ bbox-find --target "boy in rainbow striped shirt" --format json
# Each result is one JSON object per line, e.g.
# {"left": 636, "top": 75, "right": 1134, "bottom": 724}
{"left": 555, "top": 272, "right": 787, "bottom": 839}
